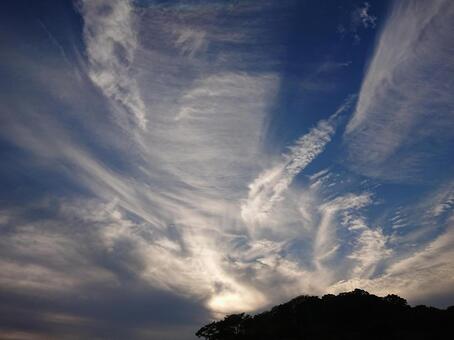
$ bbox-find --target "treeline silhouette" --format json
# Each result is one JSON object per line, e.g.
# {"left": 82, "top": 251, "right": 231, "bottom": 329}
{"left": 196, "top": 289, "right": 454, "bottom": 339}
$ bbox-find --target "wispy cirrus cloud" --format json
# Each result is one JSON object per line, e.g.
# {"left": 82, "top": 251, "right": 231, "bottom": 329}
{"left": 241, "top": 97, "right": 354, "bottom": 226}
{"left": 337, "top": 2, "right": 377, "bottom": 43}
{"left": 1, "top": 0, "right": 282, "bottom": 320}
{"left": 313, "top": 191, "right": 389, "bottom": 280}
{"left": 241, "top": 117, "right": 336, "bottom": 226}
{"left": 79, "top": 0, "right": 147, "bottom": 130}
{"left": 352, "top": 2, "right": 377, "bottom": 29}
{"left": 174, "top": 28, "right": 208, "bottom": 57}
{"left": 345, "top": 0, "right": 454, "bottom": 180}
{"left": 330, "top": 221, "right": 454, "bottom": 306}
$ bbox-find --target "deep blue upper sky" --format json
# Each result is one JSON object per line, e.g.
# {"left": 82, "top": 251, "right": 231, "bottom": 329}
{"left": 1, "top": 1, "right": 453, "bottom": 339}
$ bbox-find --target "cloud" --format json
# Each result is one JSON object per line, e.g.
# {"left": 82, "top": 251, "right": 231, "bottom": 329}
{"left": 352, "top": 2, "right": 377, "bottom": 29}
{"left": 241, "top": 97, "right": 354, "bottom": 226}
{"left": 337, "top": 2, "right": 377, "bottom": 43}
{"left": 345, "top": 0, "right": 454, "bottom": 180}
{"left": 430, "top": 182, "right": 454, "bottom": 218}
{"left": 299, "top": 61, "right": 352, "bottom": 93}
{"left": 0, "top": 199, "right": 210, "bottom": 339}
{"left": 174, "top": 28, "right": 208, "bottom": 57}
{"left": 329, "top": 221, "right": 454, "bottom": 306}
{"left": 313, "top": 192, "right": 383, "bottom": 275}
{"left": 1, "top": 0, "right": 283, "bottom": 320}
{"left": 386, "top": 180, "right": 454, "bottom": 251}
{"left": 348, "top": 227, "right": 391, "bottom": 277}
{"left": 241, "top": 119, "right": 335, "bottom": 225}
{"left": 78, "top": 0, "right": 147, "bottom": 130}
{"left": 328, "top": 180, "right": 454, "bottom": 306}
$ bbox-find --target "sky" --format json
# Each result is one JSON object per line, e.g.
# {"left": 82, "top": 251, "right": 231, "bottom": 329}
{"left": 0, "top": 0, "right": 453, "bottom": 339}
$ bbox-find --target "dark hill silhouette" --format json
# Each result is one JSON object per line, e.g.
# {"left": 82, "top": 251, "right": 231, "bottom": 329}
{"left": 196, "top": 289, "right": 454, "bottom": 340}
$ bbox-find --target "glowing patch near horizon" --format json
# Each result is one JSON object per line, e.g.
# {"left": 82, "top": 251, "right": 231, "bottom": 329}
{"left": 207, "top": 290, "right": 266, "bottom": 316}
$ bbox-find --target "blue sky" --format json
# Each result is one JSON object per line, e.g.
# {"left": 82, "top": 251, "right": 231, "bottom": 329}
{"left": 1, "top": 0, "right": 454, "bottom": 339}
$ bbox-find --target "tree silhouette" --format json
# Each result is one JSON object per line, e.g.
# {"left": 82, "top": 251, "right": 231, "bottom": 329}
{"left": 196, "top": 289, "right": 454, "bottom": 339}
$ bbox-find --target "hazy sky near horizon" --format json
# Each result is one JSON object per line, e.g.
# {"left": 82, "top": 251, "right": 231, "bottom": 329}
{"left": 1, "top": 0, "right": 454, "bottom": 339}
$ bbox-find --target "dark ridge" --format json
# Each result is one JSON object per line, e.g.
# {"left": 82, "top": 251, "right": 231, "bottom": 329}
{"left": 196, "top": 289, "right": 454, "bottom": 340}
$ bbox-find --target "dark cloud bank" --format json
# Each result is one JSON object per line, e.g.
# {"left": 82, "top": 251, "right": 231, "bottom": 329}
{"left": 0, "top": 283, "right": 208, "bottom": 339}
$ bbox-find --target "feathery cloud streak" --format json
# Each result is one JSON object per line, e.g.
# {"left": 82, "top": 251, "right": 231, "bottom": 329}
{"left": 241, "top": 98, "right": 354, "bottom": 226}
{"left": 345, "top": 0, "right": 454, "bottom": 179}
{"left": 79, "top": 0, "right": 147, "bottom": 130}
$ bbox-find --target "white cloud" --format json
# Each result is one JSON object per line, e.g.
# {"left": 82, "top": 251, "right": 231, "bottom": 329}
{"left": 0, "top": 3, "right": 282, "bottom": 315}
{"left": 430, "top": 182, "right": 454, "bottom": 218}
{"left": 329, "top": 222, "right": 454, "bottom": 305}
{"left": 348, "top": 227, "right": 391, "bottom": 278}
{"left": 241, "top": 118, "right": 335, "bottom": 226}
{"left": 174, "top": 28, "right": 207, "bottom": 57}
{"left": 338, "top": 2, "right": 377, "bottom": 43}
{"left": 345, "top": 0, "right": 454, "bottom": 180}
{"left": 78, "top": 0, "right": 147, "bottom": 130}
{"left": 241, "top": 98, "right": 354, "bottom": 227}
{"left": 314, "top": 193, "right": 374, "bottom": 270}
{"left": 353, "top": 2, "right": 377, "bottom": 29}
{"left": 385, "top": 181, "right": 454, "bottom": 251}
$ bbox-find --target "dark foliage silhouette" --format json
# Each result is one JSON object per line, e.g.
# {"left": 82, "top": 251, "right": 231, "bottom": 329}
{"left": 196, "top": 289, "right": 454, "bottom": 339}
